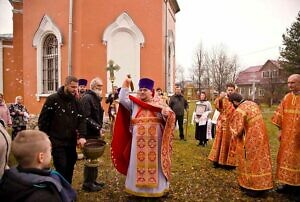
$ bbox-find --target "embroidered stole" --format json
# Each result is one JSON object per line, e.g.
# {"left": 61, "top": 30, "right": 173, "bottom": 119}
{"left": 132, "top": 107, "right": 163, "bottom": 188}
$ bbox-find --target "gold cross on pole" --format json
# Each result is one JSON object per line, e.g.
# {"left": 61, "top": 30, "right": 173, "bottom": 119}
{"left": 106, "top": 60, "right": 120, "bottom": 82}
{"left": 106, "top": 60, "right": 120, "bottom": 91}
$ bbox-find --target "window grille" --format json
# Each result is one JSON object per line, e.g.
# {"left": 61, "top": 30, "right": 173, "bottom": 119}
{"left": 240, "top": 87, "right": 244, "bottom": 95}
{"left": 249, "top": 88, "right": 252, "bottom": 96}
{"left": 272, "top": 70, "right": 278, "bottom": 78}
{"left": 259, "top": 88, "right": 264, "bottom": 96}
{"left": 42, "top": 34, "right": 58, "bottom": 94}
{"left": 263, "top": 71, "right": 269, "bottom": 78}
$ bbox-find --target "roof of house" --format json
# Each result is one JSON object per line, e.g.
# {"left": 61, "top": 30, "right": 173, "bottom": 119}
{"left": 262, "top": 59, "right": 282, "bottom": 70}
{"left": 242, "top": 65, "right": 262, "bottom": 73}
{"left": 235, "top": 60, "right": 283, "bottom": 85}
{"left": 235, "top": 65, "right": 262, "bottom": 85}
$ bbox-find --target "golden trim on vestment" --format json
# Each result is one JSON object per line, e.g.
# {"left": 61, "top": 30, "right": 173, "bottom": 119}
{"left": 134, "top": 110, "right": 160, "bottom": 188}
{"left": 271, "top": 122, "right": 281, "bottom": 129}
{"left": 124, "top": 187, "right": 169, "bottom": 197}
{"left": 291, "top": 93, "right": 299, "bottom": 105}
{"left": 136, "top": 184, "right": 160, "bottom": 188}
{"left": 277, "top": 180, "right": 300, "bottom": 186}
{"left": 280, "top": 166, "right": 300, "bottom": 172}
{"left": 240, "top": 184, "right": 273, "bottom": 191}
{"left": 283, "top": 109, "right": 300, "bottom": 114}
{"left": 131, "top": 117, "right": 164, "bottom": 124}
{"left": 239, "top": 172, "right": 272, "bottom": 177}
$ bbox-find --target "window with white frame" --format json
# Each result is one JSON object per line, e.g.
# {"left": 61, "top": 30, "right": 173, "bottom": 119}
{"left": 42, "top": 34, "right": 58, "bottom": 93}
{"left": 249, "top": 87, "right": 252, "bottom": 96}
{"left": 259, "top": 88, "right": 264, "bottom": 96}
{"left": 239, "top": 87, "right": 244, "bottom": 95}
{"left": 33, "top": 15, "right": 62, "bottom": 101}
{"left": 272, "top": 70, "right": 278, "bottom": 78}
{"left": 263, "top": 70, "right": 279, "bottom": 78}
{"left": 262, "top": 71, "right": 269, "bottom": 78}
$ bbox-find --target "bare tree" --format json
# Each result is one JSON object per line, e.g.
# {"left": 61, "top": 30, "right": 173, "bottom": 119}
{"left": 188, "top": 66, "right": 196, "bottom": 83}
{"left": 188, "top": 44, "right": 239, "bottom": 95}
{"left": 203, "top": 54, "right": 213, "bottom": 99}
{"left": 230, "top": 55, "right": 238, "bottom": 82}
{"left": 175, "top": 64, "right": 185, "bottom": 88}
{"left": 208, "top": 45, "right": 239, "bottom": 93}
{"left": 191, "top": 43, "right": 206, "bottom": 92}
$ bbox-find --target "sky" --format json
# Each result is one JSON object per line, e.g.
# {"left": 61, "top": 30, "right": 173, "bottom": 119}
{"left": 0, "top": 0, "right": 12, "bottom": 34}
{"left": 176, "top": 0, "right": 300, "bottom": 73}
{"left": 0, "top": 0, "right": 299, "bottom": 73}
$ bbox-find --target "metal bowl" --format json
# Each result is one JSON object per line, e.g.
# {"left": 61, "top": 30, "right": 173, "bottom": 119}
{"left": 82, "top": 139, "right": 106, "bottom": 160}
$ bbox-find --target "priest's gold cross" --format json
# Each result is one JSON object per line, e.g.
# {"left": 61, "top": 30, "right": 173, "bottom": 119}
{"left": 106, "top": 60, "right": 120, "bottom": 82}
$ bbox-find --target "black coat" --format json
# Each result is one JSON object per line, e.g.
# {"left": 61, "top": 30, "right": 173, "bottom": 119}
{"left": 105, "top": 92, "right": 119, "bottom": 116}
{"left": 169, "top": 94, "right": 188, "bottom": 116}
{"left": 9, "top": 103, "right": 28, "bottom": 127}
{"left": 105, "top": 92, "right": 119, "bottom": 105}
{"left": 80, "top": 90, "right": 104, "bottom": 139}
{"left": 38, "top": 86, "right": 86, "bottom": 147}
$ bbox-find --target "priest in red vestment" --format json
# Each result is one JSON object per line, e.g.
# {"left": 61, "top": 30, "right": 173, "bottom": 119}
{"left": 208, "top": 83, "right": 237, "bottom": 168}
{"left": 111, "top": 77, "right": 175, "bottom": 197}
{"left": 272, "top": 74, "right": 300, "bottom": 196}
{"left": 229, "top": 93, "right": 273, "bottom": 197}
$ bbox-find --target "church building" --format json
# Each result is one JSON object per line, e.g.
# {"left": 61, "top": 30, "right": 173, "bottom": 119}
{"left": 0, "top": 0, "right": 180, "bottom": 113}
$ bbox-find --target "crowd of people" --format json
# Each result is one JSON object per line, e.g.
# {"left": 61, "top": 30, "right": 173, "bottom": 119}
{"left": 0, "top": 73, "right": 299, "bottom": 201}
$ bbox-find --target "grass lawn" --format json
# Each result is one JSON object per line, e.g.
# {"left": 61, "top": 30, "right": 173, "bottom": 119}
{"left": 8, "top": 102, "right": 295, "bottom": 201}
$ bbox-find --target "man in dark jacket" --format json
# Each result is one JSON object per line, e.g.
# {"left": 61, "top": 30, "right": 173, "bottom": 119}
{"left": 38, "top": 76, "right": 86, "bottom": 184}
{"left": 80, "top": 77, "right": 105, "bottom": 192}
{"left": 0, "top": 130, "right": 76, "bottom": 202}
{"left": 169, "top": 85, "right": 188, "bottom": 140}
{"left": 105, "top": 85, "right": 119, "bottom": 121}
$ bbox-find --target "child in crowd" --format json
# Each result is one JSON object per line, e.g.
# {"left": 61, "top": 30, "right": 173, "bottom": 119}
{"left": 0, "top": 130, "right": 76, "bottom": 202}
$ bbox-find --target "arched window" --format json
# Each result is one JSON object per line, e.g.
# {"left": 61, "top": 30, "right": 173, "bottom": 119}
{"left": 167, "top": 30, "right": 175, "bottom": 94}
{"left": 33, "top": 15, "right": 62, "bottom": 101}
{"left": 103, "top": 12, "right": 144, "bottom": 92}
{"left": 42, "top": 34, "right": 58, "bottom": 93}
